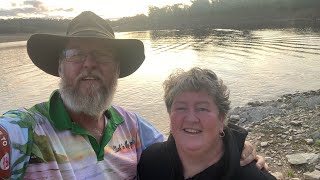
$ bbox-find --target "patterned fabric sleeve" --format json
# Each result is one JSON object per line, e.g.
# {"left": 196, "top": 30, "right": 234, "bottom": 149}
{"left": 136, "top": 115, "right": 165, "bottom": 151}
{"left": 0, "top": 109, "right": 36, "bottom": 179}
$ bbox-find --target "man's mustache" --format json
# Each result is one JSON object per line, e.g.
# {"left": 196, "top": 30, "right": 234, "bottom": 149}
{"left": 75, "top": 70, "right": 104, "bottom": 82}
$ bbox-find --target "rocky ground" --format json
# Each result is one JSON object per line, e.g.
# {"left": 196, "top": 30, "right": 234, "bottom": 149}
{"left": 228, "top": 89, "right": 320, "bottom": 180}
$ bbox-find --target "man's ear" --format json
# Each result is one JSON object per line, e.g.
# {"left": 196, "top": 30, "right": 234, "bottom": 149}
{"left": 116, "top": 63, "right": 121, "bottom": 77}
{"left": 58, "top": 63, "right": 63, "bottom": 76}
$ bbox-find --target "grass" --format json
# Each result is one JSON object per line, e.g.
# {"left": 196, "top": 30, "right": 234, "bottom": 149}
{"left": 287, "top": 169, "right": 295, "bottom": 178}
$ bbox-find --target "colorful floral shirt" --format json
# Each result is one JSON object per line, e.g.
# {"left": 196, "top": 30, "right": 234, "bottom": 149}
{"left": 0, "top": 90, "right": 164, "bottom": 179}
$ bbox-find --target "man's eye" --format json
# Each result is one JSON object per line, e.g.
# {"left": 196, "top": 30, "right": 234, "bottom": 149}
{"left": 70, "top": 53, "right": 82, "bottom": 58}
{"left": 64, "top": 49, "right": 81, "bottom": 58}
{"left": 68, "top": 53, "right": 85, "bottom": 61}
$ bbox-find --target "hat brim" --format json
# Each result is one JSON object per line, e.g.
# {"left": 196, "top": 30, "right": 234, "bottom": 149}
{"left": 27, "top": 34, "right": 145, "bottom": 78}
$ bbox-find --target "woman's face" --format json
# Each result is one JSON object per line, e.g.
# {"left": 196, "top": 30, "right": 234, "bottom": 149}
{"left": 169, "top": 90, "right": 225, "bottom": 154}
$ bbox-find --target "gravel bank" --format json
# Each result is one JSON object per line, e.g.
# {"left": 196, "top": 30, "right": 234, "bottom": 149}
{"left": 229, "top": 89, "right": 320, "bottom": 179}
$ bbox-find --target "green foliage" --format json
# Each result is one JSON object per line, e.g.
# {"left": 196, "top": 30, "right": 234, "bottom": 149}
{"left": 31, "top": 143, "right": 47, "bottom": 163}
{"left": 11, "top": 155, "right": 27, "bottom": 171}
{"left": 0, "top": 18, "right": 70, "bottom": 34}
{"left": 190, "top": 0, "right": 212, "bottom": 15}
{"left": 146, "top": 0, "right": 320, "bottom": 30}
{"left": 32, "top": 134, "right": 56, "bottom": 162}
{"left": 12, "top": 143, "right": 29, "bottom": 154}
{"left": 0, "top": 0, "right": 319, "bottom": 33}
{"left": 315, "top": 139, "right": 320, "bottom": 147}
{"left": 287, "top": 169, "right": 294, "bottom": 178}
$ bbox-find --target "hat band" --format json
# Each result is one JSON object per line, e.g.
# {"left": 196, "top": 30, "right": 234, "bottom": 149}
{"left": 69, "top": 30, "right": 115, "bottom": 39}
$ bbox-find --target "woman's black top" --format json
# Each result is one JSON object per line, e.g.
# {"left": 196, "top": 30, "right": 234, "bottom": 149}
{"left": 138, "top": 124, "right": 276, "bottom": 180}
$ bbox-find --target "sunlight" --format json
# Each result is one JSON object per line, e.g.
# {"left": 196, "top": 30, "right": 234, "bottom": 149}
{"left": 116, "top": 31, "right": 197, "bottom": 79}
{"left": 2, "top": 0, "right": 191, "bottom": 19}
{"left": 44, "top": 0, "right": 167, "bottom": 19}
{"left": 88, "top": 0, "right": 192, "bottom": 19}
{"left": 74, "top": 0, "right": 149, "bottom": 19}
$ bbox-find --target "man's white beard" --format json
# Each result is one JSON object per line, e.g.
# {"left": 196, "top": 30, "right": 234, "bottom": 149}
{"left": 59, "top": 70, "right": 118, "bottom": 118}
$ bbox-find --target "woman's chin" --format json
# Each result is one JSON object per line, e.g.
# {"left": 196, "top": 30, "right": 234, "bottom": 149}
{"left": 179, "top": 142, "right": 204, "bottom": 152}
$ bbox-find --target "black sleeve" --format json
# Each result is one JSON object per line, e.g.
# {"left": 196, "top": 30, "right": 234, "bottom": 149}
{"left": 236, "top": 161, "right": 277, "bottom": 180}
{"left": 227, "top": 123, "right": 248, "bottom": 153}
{"left": 225, "top": 125, "right": 276, "bottom": 180}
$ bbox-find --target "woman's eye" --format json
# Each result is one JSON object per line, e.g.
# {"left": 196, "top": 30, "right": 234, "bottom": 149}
{"left": 197, "top": 108, "right": 209, "bottom": 112}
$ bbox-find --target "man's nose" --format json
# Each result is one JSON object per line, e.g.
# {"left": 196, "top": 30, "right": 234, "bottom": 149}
{"left": 82, "top": 53, "right": 98, "bottom": 68}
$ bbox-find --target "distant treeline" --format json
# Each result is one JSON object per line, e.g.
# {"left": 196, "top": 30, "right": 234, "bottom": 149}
{"left": 1, "top": 0, "right": 320, "bottom": 34}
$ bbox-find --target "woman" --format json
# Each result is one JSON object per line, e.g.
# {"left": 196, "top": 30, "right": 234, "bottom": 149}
{"left": 138, "top": 67, "right": 276, "bottom": 180}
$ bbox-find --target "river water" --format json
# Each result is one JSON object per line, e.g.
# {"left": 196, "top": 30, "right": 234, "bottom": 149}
{"left": 1, "top": 28, "right": 320, "bottom": 133}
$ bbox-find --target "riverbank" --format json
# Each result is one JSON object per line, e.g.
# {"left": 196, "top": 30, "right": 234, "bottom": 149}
{"left": 113, "top": 17, "right": 320, "bottom": 32}
{"left": 0, "top": 33, "right": 32, "bottom": 43}
{"left": 1, "top": 18, "right": 319, "bottom": 44}
{"left": 0, "top": 32, "right": 67, "bottom": 43}
{"left": 229, "top": 89, "right": 320, "bottom": 179}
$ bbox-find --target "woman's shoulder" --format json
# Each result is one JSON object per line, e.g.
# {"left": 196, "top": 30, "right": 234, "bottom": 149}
{"left": 139, "top": 139, "right": 175, "bottom": 169}
{"left": 141, "top": 141, "right": 168, "bottom": 160}
{"left": 138, "top": 137, "right": 180, "bottom": 180}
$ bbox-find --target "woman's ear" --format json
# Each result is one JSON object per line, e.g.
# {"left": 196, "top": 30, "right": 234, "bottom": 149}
{"left": 218, "top": 113, "right": 226, "bottom": 129}
{"left": 219, "top": 113, "right": 226, "bottom": 123}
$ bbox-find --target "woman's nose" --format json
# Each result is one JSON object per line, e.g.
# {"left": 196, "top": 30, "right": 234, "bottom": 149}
{"left": 185, "top": 110, "right": 200, "bottom": 122}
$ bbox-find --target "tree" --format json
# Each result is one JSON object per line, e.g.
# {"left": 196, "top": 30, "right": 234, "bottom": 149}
{"left": 190, "top": 0, "right": 212, "bottom": 15}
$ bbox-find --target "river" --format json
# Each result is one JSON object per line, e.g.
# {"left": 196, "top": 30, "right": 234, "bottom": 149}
{"left": 1, "top": 28, "right": 320, "bottom": 133}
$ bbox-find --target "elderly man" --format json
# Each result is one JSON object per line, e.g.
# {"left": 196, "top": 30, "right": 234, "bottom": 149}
{"left": 0, "top": 11, "right": 264, "bottom": 179}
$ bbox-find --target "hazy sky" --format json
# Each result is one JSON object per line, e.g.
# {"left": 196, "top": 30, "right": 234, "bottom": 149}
{"left": 0, "top": 0, "right": 191, "bottom": 19}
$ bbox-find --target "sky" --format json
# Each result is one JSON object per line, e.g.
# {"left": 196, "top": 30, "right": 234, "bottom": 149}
{"left": 0, "top": 0, "right": 192, "bottom": 20}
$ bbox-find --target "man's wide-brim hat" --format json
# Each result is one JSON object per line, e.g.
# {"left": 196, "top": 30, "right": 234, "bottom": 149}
{"left": 27, "top": 11, "right": 145, "bottom": 78}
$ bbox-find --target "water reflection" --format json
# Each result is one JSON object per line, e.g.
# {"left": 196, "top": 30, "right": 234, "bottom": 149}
{"left": 1, "top": 28, "right": 320, "bottom": 133}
